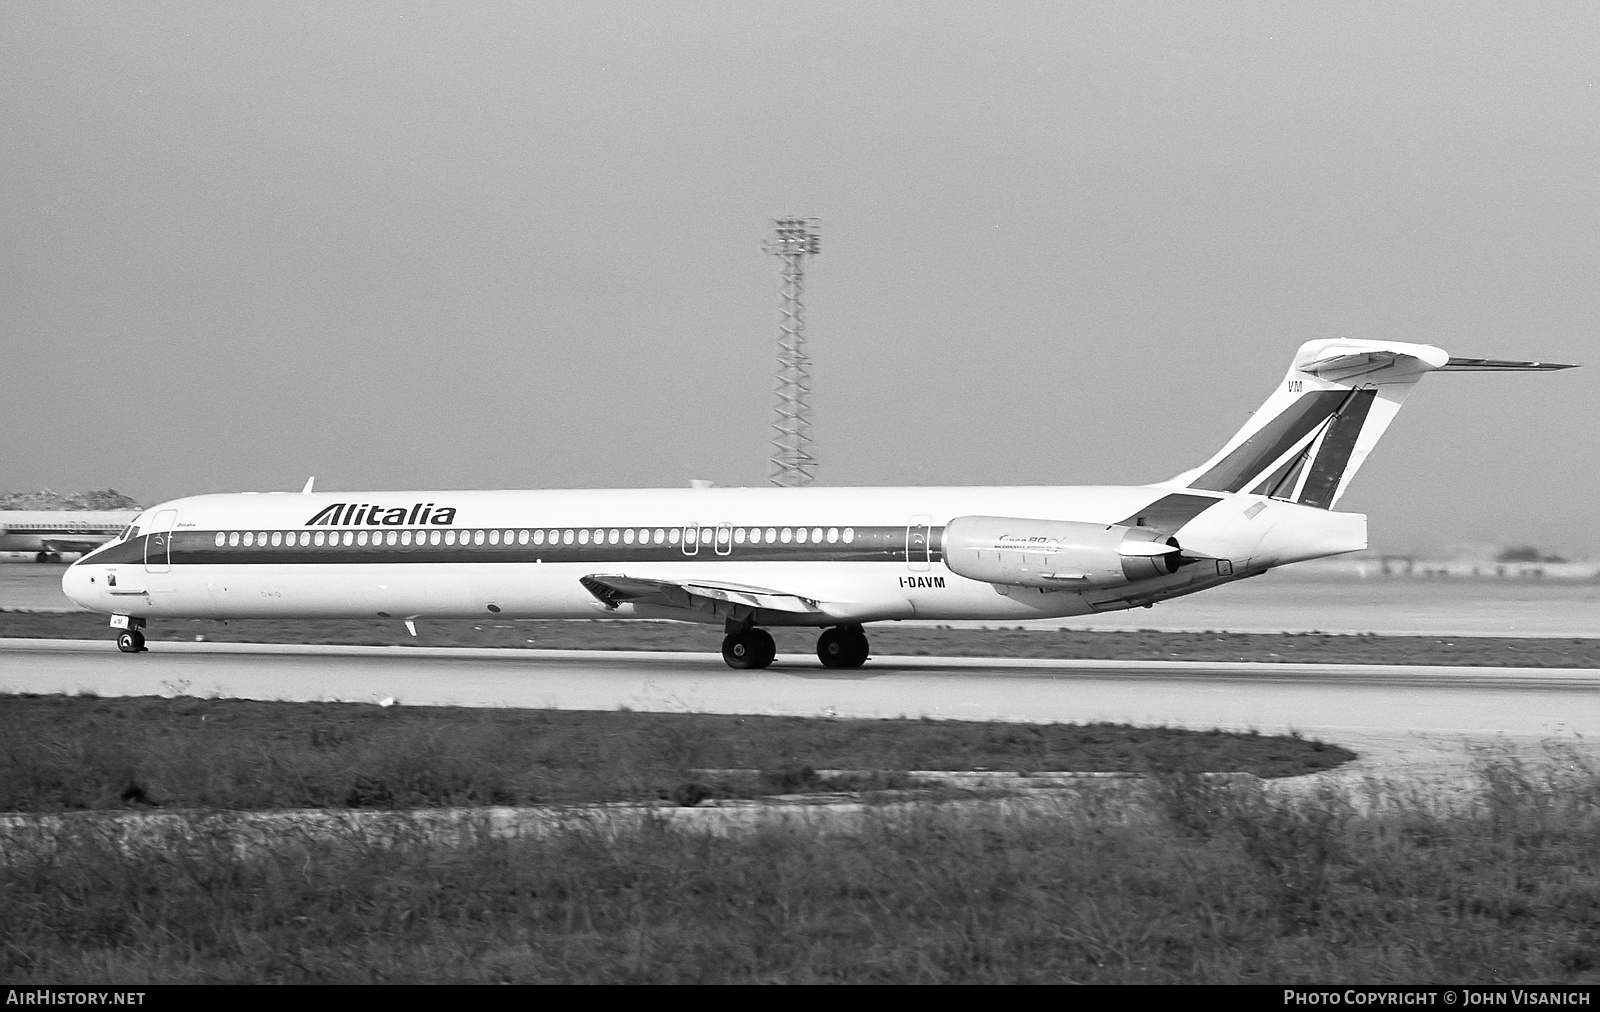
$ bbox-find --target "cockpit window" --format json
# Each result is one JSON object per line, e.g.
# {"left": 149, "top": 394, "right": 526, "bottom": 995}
{"left": 118, "top": 526, "right": 133, "bottom": 541}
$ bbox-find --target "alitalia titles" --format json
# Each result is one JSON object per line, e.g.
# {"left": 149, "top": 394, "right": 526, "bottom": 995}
{"left": 305, "top": 503, "right": 458, "bottom": 527}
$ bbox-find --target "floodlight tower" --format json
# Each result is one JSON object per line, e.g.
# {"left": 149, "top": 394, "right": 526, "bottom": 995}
{"left": 764, "top": 217, "right": 821, "bottom": 487}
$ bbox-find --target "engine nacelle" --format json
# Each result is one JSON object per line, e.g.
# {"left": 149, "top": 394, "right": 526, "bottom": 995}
{"left": 943, "top": 516, "right": 1182, "bottom": 590}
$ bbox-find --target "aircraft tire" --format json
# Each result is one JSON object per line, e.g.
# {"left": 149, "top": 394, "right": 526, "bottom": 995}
{"left": 722, "top": 629, "right": 775, "bottom": 670}
{"left": 116, "top": 630, "right": 145, "bottom": 654}
{"left": 751, "top": 628, "right": 776, "bottom": 668}
{"left": 817, "top": 625, "right": 869, "bottom": 669}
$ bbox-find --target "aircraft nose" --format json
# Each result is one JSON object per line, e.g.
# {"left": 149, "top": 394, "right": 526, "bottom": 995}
{"left": 61, "top": 560, "right": 95, "bottom": 609}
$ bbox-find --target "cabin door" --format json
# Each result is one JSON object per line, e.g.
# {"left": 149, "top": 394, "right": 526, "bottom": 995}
{"left": 144, "top": 510, "right": 177, "bottom": 574}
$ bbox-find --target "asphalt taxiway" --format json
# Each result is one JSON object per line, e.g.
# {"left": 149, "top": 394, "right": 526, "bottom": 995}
{"left": 3, "top": 638, "right": 1595, "bottom": 782}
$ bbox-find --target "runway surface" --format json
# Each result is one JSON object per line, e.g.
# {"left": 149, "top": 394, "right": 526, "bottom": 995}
{"left": 7, "top": 559, "right": 1598, "bottom": 636}
{"left": 5, "top": 638, "right": 1596, "bottom": 780}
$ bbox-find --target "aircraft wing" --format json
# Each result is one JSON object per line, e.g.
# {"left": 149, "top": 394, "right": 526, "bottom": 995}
{"left": 579, "top": 574, "right": 827, "bottom": 617}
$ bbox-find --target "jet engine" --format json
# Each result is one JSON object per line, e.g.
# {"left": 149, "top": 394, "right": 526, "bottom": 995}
{"left": 942, "top": 516, "right": 1183, "bottom": 590}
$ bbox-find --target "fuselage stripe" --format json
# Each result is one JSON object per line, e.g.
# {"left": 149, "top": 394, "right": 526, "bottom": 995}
{"left": 85, "top": 526, "right": 948, "bottom": 567}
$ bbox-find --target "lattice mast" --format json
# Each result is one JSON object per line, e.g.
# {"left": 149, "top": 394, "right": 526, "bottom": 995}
{"left": 765, "top": 218, "right": 821, "bottom": 486}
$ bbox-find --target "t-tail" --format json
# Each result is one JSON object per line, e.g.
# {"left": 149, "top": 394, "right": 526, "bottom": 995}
{"left": 1164, "top": 339, "right": 1575, "bottom": 509}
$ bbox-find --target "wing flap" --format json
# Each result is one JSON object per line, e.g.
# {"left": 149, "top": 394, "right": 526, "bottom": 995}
{"left": 580, "top": 574, "right": 825, "bottom": 617}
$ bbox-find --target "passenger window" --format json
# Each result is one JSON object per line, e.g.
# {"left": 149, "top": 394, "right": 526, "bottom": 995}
{"left": 765, "top": 528, "right": 777, "bottom": 543}
{"left": 430, "top": 530, "right": 441, "bottom": 546}
{"left": 734, "top": 528, "right": 745, "bottom": 545}
{"left": 383, "top": 531, "right": 395, "bottom": 546}
{"left": 473, "top": 530, "right": 485, "bottom": 546}
{"left": 518, "top": 530, "right": 528, "bottom": 545}
{"left": 314, "top": 532, "right": 326, "bottom": 547}
{"left": 593, "top": 529, "right": 604, "bottom": 544}
{"left": 489, "top": 530, "right": 500, "bottom": 545}
{"left": 780, "top": 528, "right": 792, "bottom": 543}
{"left": 563, "top": 530, "right": 574, "bottom": 545}
{"left": 700, "top": 528, "right": 712, "bottom": 545}
{"left": 403, "top": 531, "right": 413, "bottom": 546}
{"left": 654, "top": 529, "right": 665, "bottom": 544}
{"left": 358, "top": 531, "right": 369, "bottom": 546}
{"left": 244, "top": 532, "right": 254, "bottom": 547}
{"left": 578, "top": 529, "right": 590, "bottom": 545}
{"left": 443, "top": 530, "right": 454, "bottom": 546}
{"left": 812, "top": 528, "right": 823, "bottom": 543}
{"left": 608, "top": 529, "right": 619, "bottom": 544}
{"left": 215, "top": 533, "right": 226, "bottom": 547}
{"left": 843, "top": 528, "right": 855, "bottom": 544}
{"left": 533, "top": 530, "right": 545, "bottom": 545}
{"left": 228, "top": 532, "right": 240, "bottom": 547}
{"left": 272, "top": 532, "right": 283, "bottom": 547}
{"left": 668, "top": 529, "right": 679, "bottom": 544}
{"left": 795, "top": 528, "right": 807, "bottom": 544}
{"left": 827, "top": 528, "right": 838, "bottom": 543}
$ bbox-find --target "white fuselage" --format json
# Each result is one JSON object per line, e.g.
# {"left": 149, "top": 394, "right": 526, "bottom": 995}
{"left": 61, "top": 485, "right": 1365, "bottom": 627}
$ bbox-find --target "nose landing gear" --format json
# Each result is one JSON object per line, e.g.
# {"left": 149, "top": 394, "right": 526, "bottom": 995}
{"left": 112, "top": 616, "right": 147, "bottom": 653}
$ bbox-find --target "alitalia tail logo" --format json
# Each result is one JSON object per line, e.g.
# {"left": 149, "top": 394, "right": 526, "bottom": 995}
{"left": 305, "top": 503, "right": 458, "bottom": 526}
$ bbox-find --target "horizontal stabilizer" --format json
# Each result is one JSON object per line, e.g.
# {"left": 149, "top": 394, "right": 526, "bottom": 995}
{"left": 1168, "top": 338, "right": 1577, "bottom": 511}
{"left": 1440, "top": 357, "right": 1577, "bottom": 372}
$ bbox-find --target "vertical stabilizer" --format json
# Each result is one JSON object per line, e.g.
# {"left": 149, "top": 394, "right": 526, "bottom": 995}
{"left": 1165, "top": 339, "right": 1451, "bottom": 510}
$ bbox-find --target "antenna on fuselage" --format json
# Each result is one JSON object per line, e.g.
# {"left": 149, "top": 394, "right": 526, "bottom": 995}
{"left": 301, "top": 477, "right": 315, "bottom": 493}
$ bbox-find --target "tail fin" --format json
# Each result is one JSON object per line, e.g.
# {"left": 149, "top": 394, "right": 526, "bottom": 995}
{"left": 1164, "top": 339, "right": 1575, "bottom": 510}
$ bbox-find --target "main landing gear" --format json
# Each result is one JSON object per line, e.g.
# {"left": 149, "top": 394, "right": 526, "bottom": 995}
{"left": 719, "top": 623, "right": 872, "bottom": 670}
{"left": 721, "top": 627, "right": 776, "bottom": 670}
{"left": 816, "top": 624, "right": 869, "bottom": 669}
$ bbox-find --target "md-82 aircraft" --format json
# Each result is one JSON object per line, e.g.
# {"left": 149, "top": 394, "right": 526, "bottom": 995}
{"left": 1, "top": 511, "right": 138, "bottom": 562}
{"left": 62, "top": 339, "right": 1573, "bottom": 665}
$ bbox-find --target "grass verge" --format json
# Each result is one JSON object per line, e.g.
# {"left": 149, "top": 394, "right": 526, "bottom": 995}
{"left": 5, "top": 747, "right": 1599, "bottom": 983}
{"left": 0, "top": 694, "right": 1351, "bottom": 811}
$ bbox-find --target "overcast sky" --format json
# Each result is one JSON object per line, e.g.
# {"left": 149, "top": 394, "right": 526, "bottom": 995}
{"left": 4, "top": 2, "right": 1595, "bottom": 556}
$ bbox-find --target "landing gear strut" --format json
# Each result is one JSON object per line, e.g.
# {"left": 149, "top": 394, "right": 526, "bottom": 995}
{"left": 817, "top": 624, "right": 869, "bottom": 669}
{"left": 113, "top": 616, "right": 147, "bottom": 653}
{"left": 721, "top": 627, "right": 776, "bottom": 669}
{"left": 35, "top": 552, "right": 62, "bottom": 564}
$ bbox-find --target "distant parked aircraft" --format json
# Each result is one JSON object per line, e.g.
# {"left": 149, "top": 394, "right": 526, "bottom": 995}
{"left": 0, "top": 511, "right": 138, "bottom": 562}
{"left": 62, "top": 340, "right": 1574, "bottom": 661}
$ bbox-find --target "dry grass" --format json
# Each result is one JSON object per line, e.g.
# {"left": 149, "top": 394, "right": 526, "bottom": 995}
{"left": 5, "top": 751, "right": 1600, "bottom": 983}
